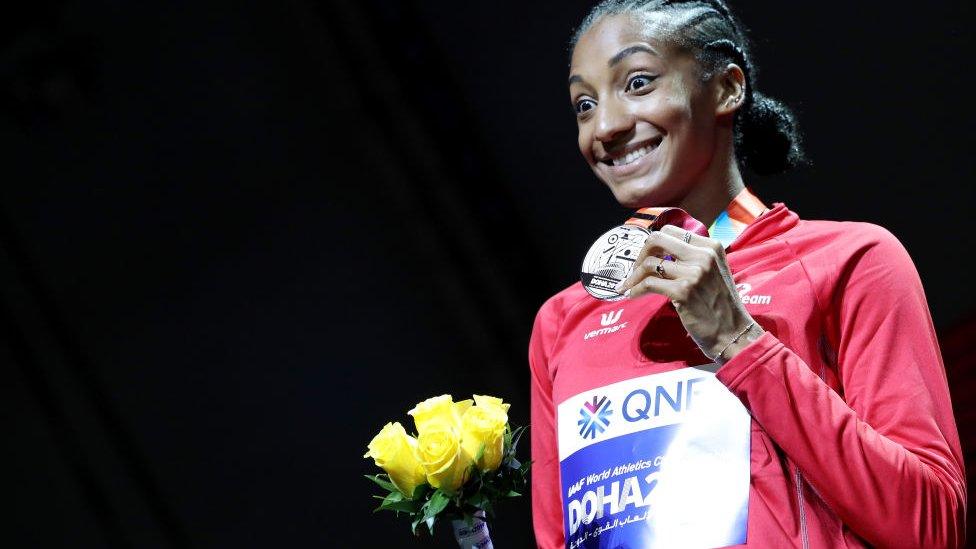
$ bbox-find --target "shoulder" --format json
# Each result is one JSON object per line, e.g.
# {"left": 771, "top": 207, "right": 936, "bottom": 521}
{"left": 781, "top": 216, "right": 914, "bottom": 270}
{"left": 788, "top": 217, "right": 905, "bottom": 252}
{"left": 528, "top": 281, "right": 591, "bottom": 367}
{"left": 533, "top": 281, "right": 592, "bottom": 327}
{"left": 784, "top": 217, "right": 922, "bottom": 306}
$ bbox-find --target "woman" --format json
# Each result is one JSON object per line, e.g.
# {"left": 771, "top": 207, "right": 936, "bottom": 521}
{"left": 529, "top": 1, "right": 966, "bottom": 548}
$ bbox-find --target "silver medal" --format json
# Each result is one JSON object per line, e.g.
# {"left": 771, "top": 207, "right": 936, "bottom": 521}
{"left": 580, "top": 224, "right": 650, "bottom": 301}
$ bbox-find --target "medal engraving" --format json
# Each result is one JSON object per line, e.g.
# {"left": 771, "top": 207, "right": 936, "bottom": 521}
{"left": 580, "top": 224, "right": 650, "bottom": 301}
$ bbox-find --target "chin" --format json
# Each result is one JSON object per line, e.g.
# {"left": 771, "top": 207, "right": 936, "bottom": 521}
{"left": 606, "top": 177, "right": 679, "bottom": 210}
{"left": 591, "top": 156, "right": 682, "bottom": 209}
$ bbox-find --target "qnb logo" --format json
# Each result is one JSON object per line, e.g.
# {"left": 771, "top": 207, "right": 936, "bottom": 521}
{"left": 736, "top": 283, "right": 772, "bottom": 305}
{"left": 578, "top": 395, "right": 613, "bottom": 439}
{"left": 584, "top": 309, "right": 628, "bottom": 341}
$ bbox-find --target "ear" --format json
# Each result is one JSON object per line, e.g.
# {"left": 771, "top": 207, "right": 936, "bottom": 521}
{"left": 714, "top": 62, "right": 746, "bottom": 117}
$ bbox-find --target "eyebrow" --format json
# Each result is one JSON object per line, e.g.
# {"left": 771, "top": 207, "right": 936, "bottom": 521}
{"left": 609, "top": 44, "right": 659, "bottom": 67}
{"left": 568, "top": 44, "right": 660, "bottom": 87}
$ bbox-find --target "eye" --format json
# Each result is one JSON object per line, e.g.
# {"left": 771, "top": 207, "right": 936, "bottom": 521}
{"left": 626, "top": 74, "right": 656, "bottom": 93}
{"left": 575, "top": 98, "right": 597, "bottom": 115}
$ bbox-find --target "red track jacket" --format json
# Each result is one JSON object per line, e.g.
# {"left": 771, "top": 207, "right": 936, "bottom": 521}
{"left": 529, "top": 202, "right": 966, "bottom": 548}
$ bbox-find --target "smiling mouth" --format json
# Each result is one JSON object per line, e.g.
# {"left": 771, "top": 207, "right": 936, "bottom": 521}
{"left": 601, "top": 136, "right": 664, "bottom": 167}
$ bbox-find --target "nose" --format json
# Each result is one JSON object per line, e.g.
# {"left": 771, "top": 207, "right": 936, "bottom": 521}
{"left": 593, "top": 98, "right": 634, "bottom": 144}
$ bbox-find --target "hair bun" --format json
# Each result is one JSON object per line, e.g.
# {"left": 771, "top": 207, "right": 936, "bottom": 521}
{"left": 736, "top": 92, "right": 809, "bottom": 175}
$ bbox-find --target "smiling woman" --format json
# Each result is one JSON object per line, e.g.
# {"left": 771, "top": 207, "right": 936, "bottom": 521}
{"left": 566, "top": 0, "right": 805, "bottom": 217}
{"left": 529, "top": 1, "right": 966, "bottom": 548}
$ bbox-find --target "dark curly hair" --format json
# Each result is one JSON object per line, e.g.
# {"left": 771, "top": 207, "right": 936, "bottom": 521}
{"left": 570, "top": 0, "right": 810, "bottom": 176}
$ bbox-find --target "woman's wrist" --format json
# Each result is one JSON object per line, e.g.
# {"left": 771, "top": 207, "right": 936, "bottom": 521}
{"left": 714, "top": 322, "right": 765, "bottom": 365}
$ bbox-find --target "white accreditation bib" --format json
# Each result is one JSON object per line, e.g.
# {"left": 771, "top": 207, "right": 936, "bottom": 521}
{"left": 557, "top": 366, "right": 750, "bottom": 549}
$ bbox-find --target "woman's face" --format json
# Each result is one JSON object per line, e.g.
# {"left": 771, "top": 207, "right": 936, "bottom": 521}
{"left": 569, "top": 13, "right": 721, "bottom": 209}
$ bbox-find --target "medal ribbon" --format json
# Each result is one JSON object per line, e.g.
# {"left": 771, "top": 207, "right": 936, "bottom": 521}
{"left": 624, "top": 187, "right": 768, "bottom": 248}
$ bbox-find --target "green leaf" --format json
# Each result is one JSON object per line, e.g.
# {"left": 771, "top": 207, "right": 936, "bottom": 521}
{"left": 411, "top": 514, "right": 424, "bottom": 536}
{"left": 364, "top": 474, "right": 398, "bottom": 492}
{"left": 425, "top": 490, "right": 451, "bottom": 517}
{"left": 375, "top": 490, "right": 424, "bottom": 513}
{"left": 378, "top": 498, "right": 422, "bottom": 513}
{"left": 509, "top": 425, "right": 528, "bottom": 452}
{"left": 465, "top": 492, "right": 488, "bottom": 509}
{"left": 410, "top": 483, "right": 430, "bottom": 500}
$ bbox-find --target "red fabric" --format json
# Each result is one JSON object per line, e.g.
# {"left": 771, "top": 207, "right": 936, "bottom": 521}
{"left": 529, "top": 203, "right": 966, "bottom": 548}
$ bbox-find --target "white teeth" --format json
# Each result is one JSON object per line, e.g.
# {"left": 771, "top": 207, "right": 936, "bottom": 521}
{"left": 611, "top": 144, "right": 656, "bottom": 167}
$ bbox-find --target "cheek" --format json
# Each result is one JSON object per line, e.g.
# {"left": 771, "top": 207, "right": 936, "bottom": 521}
{"left": 655, "top": 95, "right": 693, "bottom": 132}
{"left": 630, "top": 94, "right": 683, "bottom": 141}
{"left": 649, "top": 98, "right": 702, "bottom": 158}
{"left": 577, "top": 127, "right": 593, "bottom": 161}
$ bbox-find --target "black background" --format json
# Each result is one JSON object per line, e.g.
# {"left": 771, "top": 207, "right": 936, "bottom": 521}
{"left": 2, "top": 1, "right": 972, "bottom": 547}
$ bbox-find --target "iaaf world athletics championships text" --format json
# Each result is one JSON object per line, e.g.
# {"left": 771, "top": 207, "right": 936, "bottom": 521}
{"left": 565, "top": 455, "right": 668, "bottom": 499}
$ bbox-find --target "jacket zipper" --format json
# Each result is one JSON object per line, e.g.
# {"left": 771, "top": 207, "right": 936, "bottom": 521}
{"left": 795, "top": 335, "right": 834, "bottom": 549}
{"left": 795, "top": 466, "right": 809, "bottom": 549}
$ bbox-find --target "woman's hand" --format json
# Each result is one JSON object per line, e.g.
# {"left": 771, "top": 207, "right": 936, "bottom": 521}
{"left": 615, "top": 224, "right": 764, "bottom": 363}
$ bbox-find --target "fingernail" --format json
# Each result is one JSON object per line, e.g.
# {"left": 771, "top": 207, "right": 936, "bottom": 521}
{"left": 623, "top": 288, "right": 632, "bottom": 298}
{"left": 614, "top": 279, "right": 626, "bottom": 292}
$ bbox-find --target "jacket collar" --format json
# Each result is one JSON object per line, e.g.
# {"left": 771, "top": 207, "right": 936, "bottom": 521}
{"left": 727, "top": 200, "right": 799, "bottom": 251}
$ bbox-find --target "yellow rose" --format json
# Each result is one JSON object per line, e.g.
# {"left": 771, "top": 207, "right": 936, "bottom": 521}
{"left": 472, "top": 394, "right": 511, "bottom": 415}
{"left": 408, "top": 394, "right": 472, "bottom": 434}
{"left": 363, "top": 422, "right": 427, "bottom": 497}
{"left": 462, "top": 397, "right": 509, "bottom": 472}
{"left": 414, "top": 419, "right": 473, "bottom": 494}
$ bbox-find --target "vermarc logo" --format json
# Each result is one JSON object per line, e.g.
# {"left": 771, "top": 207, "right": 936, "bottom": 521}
{"left": 600, "top": 309, "right": 623, "bottom": 326}
{"left": 584, "top": 309, "right": 628, "bottom": 341}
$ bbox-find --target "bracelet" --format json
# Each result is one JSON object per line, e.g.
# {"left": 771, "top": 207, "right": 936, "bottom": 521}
{"left": 714, "top": 321, "right": 757, "bottom": 362}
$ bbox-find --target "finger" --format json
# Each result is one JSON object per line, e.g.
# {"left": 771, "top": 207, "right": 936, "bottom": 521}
{"left": 658, "top": 224, "right": 725, "bottom": 257}
{"left": 658, "top": 224, "right": 733, "bottom": 276}
{"left": 625, "top": 271, "right": 686, "bottom": 300}
{"left": 617, "top": 254, "right": 701, "bottom": 293}
{"left": 631, "top": 230, "right": 708, "bottom": 273}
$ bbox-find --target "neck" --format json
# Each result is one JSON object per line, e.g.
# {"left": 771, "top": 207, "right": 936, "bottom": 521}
{"left": 676, "top": 134, "right": 745, "bottom": 227}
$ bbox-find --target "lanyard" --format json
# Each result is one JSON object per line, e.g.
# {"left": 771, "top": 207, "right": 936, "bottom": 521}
{"left": 623, "top": 187, "right": 768, "bottom": 248}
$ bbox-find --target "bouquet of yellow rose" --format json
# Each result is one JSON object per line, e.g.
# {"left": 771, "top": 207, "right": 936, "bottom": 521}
{"left": 363, "top": 394, "right": 530, "bottom": 545}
